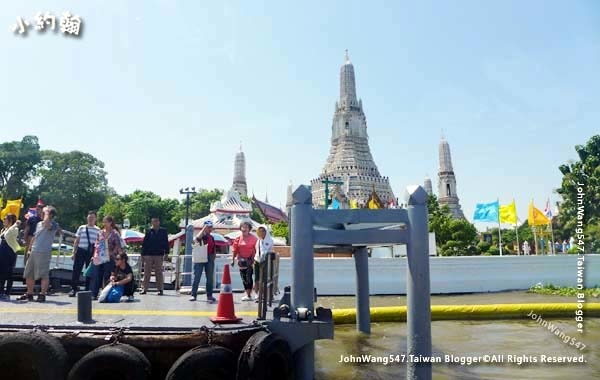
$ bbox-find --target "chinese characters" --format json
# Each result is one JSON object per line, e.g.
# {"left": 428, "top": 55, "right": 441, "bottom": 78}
{"left": 11, "top": 11, "right": 82, "bottom": 36}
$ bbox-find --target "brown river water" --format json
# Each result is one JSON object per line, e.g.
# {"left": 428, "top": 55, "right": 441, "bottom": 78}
{"left": 314, "top": 293, "right": 599, "bottom": 379}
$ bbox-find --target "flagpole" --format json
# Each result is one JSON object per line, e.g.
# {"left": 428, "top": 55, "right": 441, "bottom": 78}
{"left": 549, "top": 217, "right": 556, "bottom": 255}
{"left": 497, "top": 198, "right": 503, "bottom": 256}
{"left": 515, "top": 221, "right": 520, "bottom": 255}
{"left": 533, "top": 226, "right": 538, "bottom": 255}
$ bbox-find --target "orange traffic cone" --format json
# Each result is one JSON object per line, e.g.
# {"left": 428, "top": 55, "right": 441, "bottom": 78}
{"left": 211, "top": 264, "right": 242, "bottom": 324}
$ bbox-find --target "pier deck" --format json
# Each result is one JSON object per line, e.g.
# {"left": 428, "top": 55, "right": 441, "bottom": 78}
{"left": 0, "top": 290, "right": 268, "bottom": 329}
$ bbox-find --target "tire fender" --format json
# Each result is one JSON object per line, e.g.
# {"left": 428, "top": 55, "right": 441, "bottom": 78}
{"left": 0, "top": 331, "right": 68, "bottom": 380}
{"left": 166, "top": 345, "right": 236, "bottom": 380}
{"left": 68, "top": 343, "right": 151, "bottom": 380}
{"left": 236, "top": 331, "right": 293, "bottom": 380}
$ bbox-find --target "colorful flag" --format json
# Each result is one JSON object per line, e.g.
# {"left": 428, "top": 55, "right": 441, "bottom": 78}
{"left": 528, "top": 201, "right": 550, "bottom": 226}
{"left": 1, "top": 198, "right": 23, "bottom": 219}
{"left": 499, "top": 200, "right": 517, "bottom": 225}
{"left": 543, "top": 199, "right": 553, "bottom": 219}
{"left": 366, "top": 186, "right": 383, "bottom": 209}
{"left": 473, "top": 200, "right": 499, "bottom": 222}
{"left": 331, "top": 198, "right": 340, "bottom": 209}
{"left": 349, "top": 199, "right": 358, "bottom": 209}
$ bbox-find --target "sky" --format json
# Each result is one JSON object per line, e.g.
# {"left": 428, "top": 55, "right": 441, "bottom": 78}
{"left": 1, "top": 1, "right": 599, "bottom": 229}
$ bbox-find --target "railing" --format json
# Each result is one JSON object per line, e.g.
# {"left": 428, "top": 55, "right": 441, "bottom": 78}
{"left": 257, "top": 252, "right": 279, "bottom": 320}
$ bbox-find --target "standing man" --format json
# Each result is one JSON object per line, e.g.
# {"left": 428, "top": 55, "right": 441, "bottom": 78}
{"left": 140, "top": 217, "right": 169, "bottom": 295}
{"left": 189, "top": 220, "right": 217, "bottom": 303}
{"left": 22, "top": 201, "right": 44, "bottom": 264}
{"left": 18, "top": 206, "right": 61, "bottom": 303}
{"left": 69, "top": 211, "right": 100, "bottom": 297}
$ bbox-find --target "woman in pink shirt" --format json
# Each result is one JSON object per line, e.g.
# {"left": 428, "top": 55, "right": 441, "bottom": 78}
{"left": 231, "top": 221, "right": 258, "bottom": 301}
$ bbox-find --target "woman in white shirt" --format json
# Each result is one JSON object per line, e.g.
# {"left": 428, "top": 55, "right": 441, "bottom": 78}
{"left": 253, "top": 225, "right": 274, "bottom": 300}
{"left": 0, "top": 214, "right": 20, "bottom": 301}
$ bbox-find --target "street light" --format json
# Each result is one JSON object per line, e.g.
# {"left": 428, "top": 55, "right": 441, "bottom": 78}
{"left": 180, "top": 187, "right": 197, "bottom": 227}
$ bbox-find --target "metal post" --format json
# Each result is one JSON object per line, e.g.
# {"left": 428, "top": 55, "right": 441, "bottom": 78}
{"left": 183, "top": 224, "right": 194, "bottom": 287}
{"left": 77, "top": 291, "right": 93, "bottom": 323}
{"left": 290, "top": 185, "right": 315, "bottom": 380}
{"left": 353, "top": 246, "right": 371, "bottom": 334}
{"left": 405, "top": 186, "right": 431, "bottom": 380}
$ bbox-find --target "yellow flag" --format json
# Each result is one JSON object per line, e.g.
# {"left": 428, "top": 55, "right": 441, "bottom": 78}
{"left": 528, "top": 201, "right": 549, "bottom": 226}
{"left": 350, "top": 199, "right": 358, "bottom": 209}
{"left": 499, "top": 200, "right": 517, "bottom": 225}
{"left": 1, "top": 199, "right": 22, "bottom": 219}
{"left": 367, "top": 199, "right": 380, "bottom": 209}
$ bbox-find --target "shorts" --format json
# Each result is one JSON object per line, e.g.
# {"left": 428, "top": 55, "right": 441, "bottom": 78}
{"left": 23, "top": 251, "right": 52, "bottom": 280}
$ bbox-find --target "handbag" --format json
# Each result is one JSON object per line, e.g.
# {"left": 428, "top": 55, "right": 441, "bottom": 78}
{"left": 106, "top": 285, "right": 124, "bottom": 303}
{"left": 192, "top": 238, "right": 208, "bottom": 263}
{"left": 98, "top": 283, "right": 113, "bottom": 302}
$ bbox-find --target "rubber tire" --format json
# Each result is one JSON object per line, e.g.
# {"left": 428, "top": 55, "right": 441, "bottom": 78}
{"left": 165, "top": 345, "right": 236, "bottom": 380}
{"left": 0, "top": 331, "right": 68, "bottom": 380}
{"left": 68, "top": 343, "right": 151, "bottom": 380}
{"left": 236, "top": 331, "right": 293, "bottom": 380}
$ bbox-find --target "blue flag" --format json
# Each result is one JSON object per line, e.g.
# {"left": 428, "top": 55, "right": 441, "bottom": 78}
{"left": 473, "top": 201, "right": 499, "bottom": 222}
{"left": 331, "top": 198, "right": 340, "bottom": 210}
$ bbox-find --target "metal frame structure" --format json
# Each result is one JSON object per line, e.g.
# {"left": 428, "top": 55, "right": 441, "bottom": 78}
{"left": 261, "top": 185, "right": 432, "bottom": 380}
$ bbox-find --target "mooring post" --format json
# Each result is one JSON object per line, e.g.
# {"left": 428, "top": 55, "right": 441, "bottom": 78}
{"left": 290, "top": 185, "right": 315, "bottom": 380}
{"left": 77, "top": 291, "right": 93, "bottom": 323}
{"left": 405, "top": 185, "right": 431, "bottom": 380}
{"left": 354, "top": 246, "right": 371, "bottom": 334}
{"left": 183, "top": 224, "right": 194, "bottom": 287}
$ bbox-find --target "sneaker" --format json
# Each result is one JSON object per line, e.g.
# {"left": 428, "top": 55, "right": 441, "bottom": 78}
{"left": 17, "top": 294, "right": 34, "bottom": 302}
{"left": 189, "top": 296, "right": 197, "bottom": 301}
{"left": 36, "top": 294, "right": 46, "bottom": 303}
{"left": 139, "top": 289, "right": 147, "bottom": 295}
{"left": 0, "top": 294, "right": 10, "bottom": 302}
{"left": 241, "top": 295, "right": 251, "bottom": 301}
{"left": 68, "top": 289, "right": 77, "bottom": 297}
{"left": 127, "top": 296, "right": 135, "bottom": 302}
{"left": 157, "top": 290, "right": 163, "bottom": 296}
{"left": 207, "top": 296, "right": 217, "bottom": 304}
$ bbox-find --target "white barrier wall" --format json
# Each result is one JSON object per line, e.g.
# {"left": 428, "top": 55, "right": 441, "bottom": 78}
{"left": 218, "top": 254, "right": 600, "bottom": 295}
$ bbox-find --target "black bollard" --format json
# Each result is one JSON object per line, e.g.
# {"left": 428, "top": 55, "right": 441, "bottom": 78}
{"left": 77, "top": 291, "right": 93, "bottom": 323}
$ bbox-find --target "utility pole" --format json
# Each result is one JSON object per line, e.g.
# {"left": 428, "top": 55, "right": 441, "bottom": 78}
{"left": 179, "top": 187, "right": 197, "bottom": 227}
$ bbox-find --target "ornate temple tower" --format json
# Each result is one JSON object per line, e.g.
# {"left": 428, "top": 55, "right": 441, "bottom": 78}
{"left": 424, "top": 176, "right": 433, "bottom": 196}
{"left": 231, "top": 145, "right": 248, "bottom": 197}
{"left": 285, "top": 181, "right": 293, "bottom": 216}
{"left": 311, "top": 52, "right": 394, "bottom": 207}
{"left": 437, "top": 136, "right": 464, "bottom": 218}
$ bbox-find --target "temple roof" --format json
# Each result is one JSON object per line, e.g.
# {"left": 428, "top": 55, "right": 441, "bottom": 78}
{"left": 210, "top": 190, "right": 252, "bottom": 214}
{"left": 252, "top": 196, "right": 288, "bottom": 223}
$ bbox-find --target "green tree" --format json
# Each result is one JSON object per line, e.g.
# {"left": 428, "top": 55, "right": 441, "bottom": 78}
{"left": 427, "top": 194, "right": 453, "bottom": 246}
{"left": 271, "top": 221, "right": 289, "bottom": 239}
{"left": 439, "top": 218, "right": 478, "bottom": 256}
{"left": 0, "top": 136, "right": 41, "bottom": 201}
{"left": 98, "top": 195, "right": 125, "bottom": 223}
{"left": 35, "top": 150, "right": 109, "bottom": 231}
{"left": 121, "top": 190, "right": 180, "bottom": 233}
{"left": 173, "top": 189, "right": 224, "bottom": 224}
{"left": 557, "top": 135, "right": 600, "bottom": 252}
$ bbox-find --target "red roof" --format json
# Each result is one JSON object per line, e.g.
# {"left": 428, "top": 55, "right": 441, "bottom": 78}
{"left": 252, "top": 197, "right": 288, "bottom": 223}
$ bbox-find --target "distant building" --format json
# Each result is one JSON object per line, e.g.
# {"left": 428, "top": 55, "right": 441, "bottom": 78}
{"left": 231, "top": 145, "right": 247, "bottom": 197}
{"left": 437, "top": 135, "right": 464, "bottom": 218}
{"left": 424, "top": 176, "right": 433, "bottom": 196}
{"left": 311, "top": 51, "right": 394, "bottom": 207}
{"left": 252, "top": 196, "right": 288, "bottom": 224}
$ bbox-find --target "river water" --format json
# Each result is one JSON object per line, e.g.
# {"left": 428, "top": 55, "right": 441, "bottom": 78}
{"left": 315, "top": 319, "right": 599, "bottom": 379}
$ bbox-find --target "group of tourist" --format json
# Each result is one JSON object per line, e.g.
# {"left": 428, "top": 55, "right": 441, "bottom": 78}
{"left": 189, "top": 219, "right": 273, "bottom": 303}
{"left": 0, "top": 201, "right": 275, "bottom": 305}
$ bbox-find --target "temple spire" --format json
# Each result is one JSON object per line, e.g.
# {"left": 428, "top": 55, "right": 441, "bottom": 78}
{"left": 231, "top": 144, "right": 248, "bottom": 197}
{"left": 340, "top": 50, "right": 357, "bottom": 105}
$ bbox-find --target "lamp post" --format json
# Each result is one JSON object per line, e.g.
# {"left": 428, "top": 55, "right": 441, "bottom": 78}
{"left": 179, "top": 187, "right": 196, "bottom": 287}
{"left": 179, "top": 187, "right": 197, "bottom": 227}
